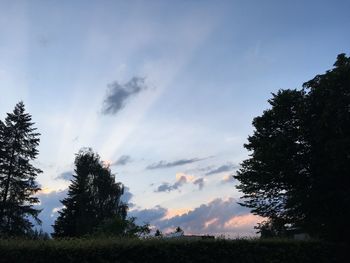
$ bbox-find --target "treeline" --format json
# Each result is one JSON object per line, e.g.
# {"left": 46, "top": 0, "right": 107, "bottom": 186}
{"left": 0, "top": 53, "right": 349, "bottom": 243}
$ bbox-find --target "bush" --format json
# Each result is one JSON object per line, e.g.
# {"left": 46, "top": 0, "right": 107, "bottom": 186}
{"left": 0, "top": 238, "right": 346, "bottom": 263}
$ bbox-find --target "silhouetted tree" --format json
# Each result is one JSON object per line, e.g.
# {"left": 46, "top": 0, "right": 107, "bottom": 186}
{"left": 154, "top": 229, "right": 163, "bottom": 237}
{"left": 94, "top": 216, "right": 150, "bottom": 238}
{"left": 235, "top": 89, "right": 308, "bottom": 237}
{"left": 53, "top": 148, "right": 127, "bottom": 238}
{"left": 174, "top": 226, "right": 184, "bottom": 235}
{"left": 235, "top": 54, "right": 350, "bottom": 242}
{"left": 0, "top": 102, "right": 42, "bottom": 237}
{"left": 301, "top": 53, "right": 350, "bottom": 241}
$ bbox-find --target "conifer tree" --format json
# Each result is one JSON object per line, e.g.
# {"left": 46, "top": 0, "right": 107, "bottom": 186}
{"left": 0, "top": 102, "right": 42, "bottom": 237}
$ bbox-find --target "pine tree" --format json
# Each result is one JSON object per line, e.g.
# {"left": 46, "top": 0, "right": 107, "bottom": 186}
{"left": 53, "top": 148, "right": 127, "bottom": 237}
{"left": 0, "top": 102, "right": 42, "bottom": 237}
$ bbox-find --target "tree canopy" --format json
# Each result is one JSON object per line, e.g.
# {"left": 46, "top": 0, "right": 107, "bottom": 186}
{"left": 53, "top": 148, "right": 128, "bottom": 237}
{"left": 234, "top": 54, "right": 350, "bottom": 242}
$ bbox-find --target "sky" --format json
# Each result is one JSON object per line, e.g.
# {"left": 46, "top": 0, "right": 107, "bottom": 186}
{"left": 0, "top": 0, "right": 349, "bottom": 237}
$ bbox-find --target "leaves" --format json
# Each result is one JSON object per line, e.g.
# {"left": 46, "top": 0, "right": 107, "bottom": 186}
{"left": 52, "top": 149, "right": 128, "bottom": 238}
{"left": 234, "top": 54, "right": 350, "bottom": 242}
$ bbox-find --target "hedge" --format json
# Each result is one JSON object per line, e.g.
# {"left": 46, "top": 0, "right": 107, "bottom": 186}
{"left": 0, "top": 238, "right": 346, "bottom": 263}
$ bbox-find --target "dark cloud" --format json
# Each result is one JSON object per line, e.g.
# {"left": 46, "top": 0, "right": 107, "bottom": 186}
{"left": 102, "top": 77, "right": 147, "bottom": 115}
{"left": 35, "top": 189, "right": 68, "bottom": 234}
{"left": 129, "top": 205, "right": 167, "bottom": 225}
{"left": 130, "top": 198, "right": 262, "bottom": 237}
{"left": 205, "top": 163, "right": 239, "bottom": 176}
{"left": 155, "top": 175, "right": 188, "bottom": 193}
{"left": 113, "top": 155, "right": 132, "bottom": 166}
{"left": 147, "top": 158, "right": 205, "bottom": 170}
{"left": 193, "top": 177, "right": 204, "bottom": 190}
{"left": 55, "top": 171, "right": 73, "bottom": 181}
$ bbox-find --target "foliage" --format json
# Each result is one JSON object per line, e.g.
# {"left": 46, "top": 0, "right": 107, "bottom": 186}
{"left": 52, "top": 149, "right": 127, "bottom": 238}
{"left": 93, "top": 216, "right": 150, "bottom": 238}
{"left": 174, "top": 226, "right": 184, "bottom": 235}
{"left": 154, "top": 229, "right": 163, "bottom": 237}
{"left": 234, "top": 54, "right": 350, "bottom": 242}
{"left": 0, "top": 238, "right": 346, "bottom": 263}
{"left": 0, "top": 102, "right": 42, "bottom": 237}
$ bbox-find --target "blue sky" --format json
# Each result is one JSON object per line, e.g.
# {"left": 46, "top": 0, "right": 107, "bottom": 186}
{"left": 0, "top": 0, "right": 349, "bottom": 236}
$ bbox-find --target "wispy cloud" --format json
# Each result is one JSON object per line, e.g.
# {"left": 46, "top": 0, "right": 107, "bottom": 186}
{"left": 205, "top": 163, "right": 238, "bottom": 176}
{"left": 154, "top": 173, "right": 206, "bottom": 192}
{"left": 155, "top": 175, "right": 188, "bottom": 193}
{"left": 193, "top": 177, "right": 205, "bottom": 190}
{"left": 113, "top": 155, "right": 132, "bottom": 166}
{"left": 102, "top": 77, "right": 148, "bottom": 115}
{"left": 147, "top": 158, "right": 206, "bottom": 170}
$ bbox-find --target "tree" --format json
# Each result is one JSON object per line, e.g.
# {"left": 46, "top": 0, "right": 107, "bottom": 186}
{"left": 174, "top": 226, "right": 184, "bottom": 235}
{"left": 234, "top": 54, "right": 350, "bottom": 242}
{"left": 235, "top": 89, "right": 309, "bottom": 236}
{"left": 301, "top": 54, "right": 350, "bottom": 241}
{"left": 154, "top": 229, "right": 163, "bottom": 237}
{"left": 0, "top": 102, "right": 42, "bottom": 237}
{"left": 52, "top": 148, "right": 128, "bottom": 238}
{"left": 94, "top": 216, "right": 150, "bottom": 238}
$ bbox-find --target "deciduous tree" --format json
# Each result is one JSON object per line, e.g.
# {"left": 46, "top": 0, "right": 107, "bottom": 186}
{"left": 235, "top": 54, "right": 350, "bottom": 242}
{"left": 53, "top": 148, "right": 127, "bottom": 237}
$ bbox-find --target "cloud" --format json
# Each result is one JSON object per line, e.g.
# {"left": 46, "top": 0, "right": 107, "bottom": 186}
{"left": 147, "top": 158, "right": 205, "bottom": 170}
{"left": 55, "top": 171, "right": 73, "bottom": 181}
{"left": 193, "top": 177, "right": 205, "bottom": 190}
{"left": 155, "top": 175, "right": 188, "bottom": 193}
{"left": 102, "top": 77, "right": 147, "bottom": 115}
{"left": 129, "top": 206, "right": 167, "bottom": 225}
{"left": 205, "top": 163, "right": 238, "bottom": 176}
{"left": 113, "top": 155, "right": 132, "bottom": 166}
{"left": 221, "top": 174, "right": 235, "bottom": 184}
{"left": 155, "top": 173, "right": 206, "bottom": 193}
{"left": 121, "top": 186, "right": 135, "bottom": 208}
{"left": 130, "top": 198, "right": 263, "bottom": 237}
{"left": 35, "top": 189, "right": 68, "bottom": 234}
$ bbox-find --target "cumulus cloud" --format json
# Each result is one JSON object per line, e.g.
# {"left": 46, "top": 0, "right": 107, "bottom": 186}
{"left": 102, "top": 77, "right": 147, "bottom": 115}
{"left": 129, "top": 205, "right": 167, "bottom": 225}
{"left": 55, "top": 171, "right": 73, "bottom": 181}
{"left": 121, "top": 186, "right": 135, "bottom": 208}
{"left": 35, "top": 189, "right": 68, "bottom": 234}
{"left": 221, "top": 174, "right": 235, "bottom": 184}
{"left": 113, "top": 155, "right": 132, "bottom": 166}
{"left": 193, "top": 177, "right": 205, "bottom": 190}
{"left": 130, "top": 198, "right": 263, "bottom": 237}
{"left": 205, "top": 163, "right": 239, "bottom": 176}
{"left": 147, "top": 158, "right": 205, "bottom": 170}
